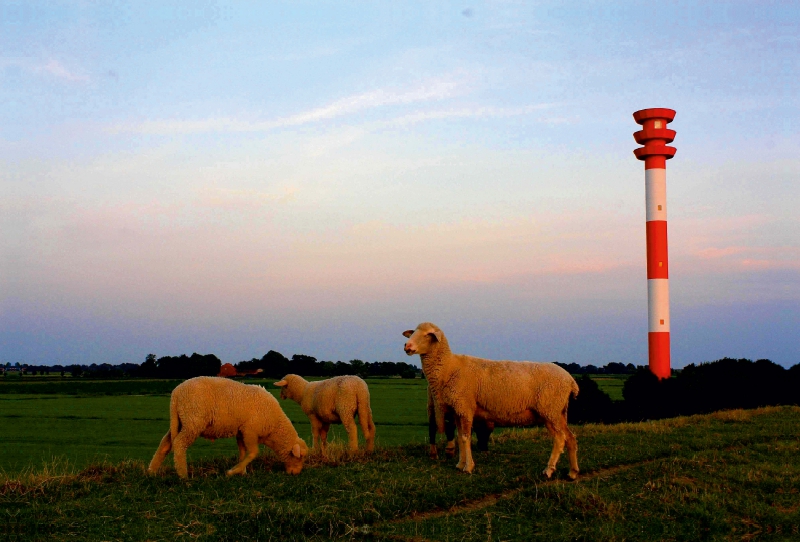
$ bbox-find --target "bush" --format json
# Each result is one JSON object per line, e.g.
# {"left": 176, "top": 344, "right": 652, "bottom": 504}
{"left": 569, "top": 375, "right": 617, "bottom": 424}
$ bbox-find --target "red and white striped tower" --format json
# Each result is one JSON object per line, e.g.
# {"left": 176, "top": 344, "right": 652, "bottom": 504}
{"left": 633, "top": 108, "right": 676, "bottom": 380}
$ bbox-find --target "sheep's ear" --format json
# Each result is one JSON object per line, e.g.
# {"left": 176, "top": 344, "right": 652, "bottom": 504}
{"left": 291, "top": 443, "right": 302, "bottom": 458}
{"left": 274, "top": 380, "right": 287, "bottom": 387}
{"left": 402, "top": 330, "right": 414, "bottom": 338}
{"left": 428, "top": 330, "right": 442, "bottom": 343}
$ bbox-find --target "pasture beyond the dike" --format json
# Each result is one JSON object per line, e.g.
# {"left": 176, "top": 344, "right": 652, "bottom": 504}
{"left": 1, "top": 379, "right": 799, "bottom": 541}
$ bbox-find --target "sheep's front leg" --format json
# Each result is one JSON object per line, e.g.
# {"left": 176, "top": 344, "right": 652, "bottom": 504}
{"left": 455, "top": 416, "right": 475, "bottom": 473}
{"left": 444, "top": 411, "right": 457, "bottom": 458}
{"left": 428, "top": 410, "right": 439, "bottom": 459}
{"left": 309, "top": 416, "right": 323, "bottom": 454}
{"left": 227, "top": 432, "right": 259, "bottom": 476}
{"left": 147, "top": 430, "right": 172, "bottom": 474}
{"left": 319, "top": 423, "right": 330, "bottom": 455}
{"left": 543, "top": 419, "right": 567, "bottom": 479}
{"left": 236, "top": 433, "right": 246, "bottom": 464}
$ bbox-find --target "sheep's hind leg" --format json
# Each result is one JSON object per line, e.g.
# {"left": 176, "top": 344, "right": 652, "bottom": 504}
{"left": 542, "top": 420, "right": 567, "bottom": 479}
{"left": 172, "top": 430, "right": 198, "bottom": 479}
{"left": 147, "top": 431, "right": 172, "bottom": 474}
{"left": 341, "top": 412, "right": 359, "bottom": 453}
{"left": 359, "top": 414, "right": 375, "bottom": 453}
{"left": 564, "top": 425, "right": 579, "bottom": 480}
{"left": 227, "top": 432, "right": 259, "bottom": 476}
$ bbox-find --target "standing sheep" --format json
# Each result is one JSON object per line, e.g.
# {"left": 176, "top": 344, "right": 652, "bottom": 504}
{"left": 148, "top": 376, "right": 308, "bottom": 478}
{"left": 275, "top": 374, "right": 376, "bottom": 454}
{"left": 404, "top": 322, "right": 580, "bottom": 479}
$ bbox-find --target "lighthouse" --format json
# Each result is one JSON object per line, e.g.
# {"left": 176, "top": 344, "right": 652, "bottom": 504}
{"left": 633, "top": 108, "right": 676, "bottom": 380}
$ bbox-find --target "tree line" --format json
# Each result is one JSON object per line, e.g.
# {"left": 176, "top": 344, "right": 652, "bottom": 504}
{"left": 569, "top": 357, "right": 800, "bottom": 424}
{"left": 4, "top": 356, "right": 645, "bottom": 380}
{"left": 2, "top": 352, "right": 421, "bottom": 380}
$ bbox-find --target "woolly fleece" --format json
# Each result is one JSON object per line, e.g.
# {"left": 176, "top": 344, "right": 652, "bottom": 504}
{"left": 148, "top": 376, "right": 308, "bottom": 478}
{"left": 275, "top": 374, "right": 376, "bottom": 454}
{"left": 404, "top": 322, "right": 580, "bottom": 478}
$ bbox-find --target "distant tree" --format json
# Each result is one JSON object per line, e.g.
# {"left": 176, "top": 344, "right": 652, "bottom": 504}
{"left": 137, "top": 354, "right": 159, "bottom": 378}
{"left": 290, "top": 355, "right": 318, "bottom": 376}
{"left": 156, "top": 353, "right": 221, "bottom": 379}
{"left": 348, "top": 359, "right": 368, "bottom": 378}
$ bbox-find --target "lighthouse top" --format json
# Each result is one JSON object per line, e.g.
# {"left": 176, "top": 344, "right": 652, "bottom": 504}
{"left": 633, "top": 108, "right": 676, "bottom": 169}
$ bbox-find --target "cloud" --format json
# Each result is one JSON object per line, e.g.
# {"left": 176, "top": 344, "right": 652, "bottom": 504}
{"left": 1, "top": 57, "right": 89, "bottom": 82}
{"left": 108, "top": 76, "right": 466, "bottom": 135}
{"left": 37, "top": 59, "right": 89, "bottom": 82}
{"left": 385, "top": 103, "right": 559, "bottom": 127}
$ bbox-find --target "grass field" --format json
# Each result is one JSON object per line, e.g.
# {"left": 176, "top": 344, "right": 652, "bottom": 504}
{"left": 0, "top": 379, "right": 431, "bottom": 474}
{"left": 1, "top": 378, "right": 798, "bottom": 540}
{"left": 2, "top": 406, "right": 798, "bottom": 540}
{"left": 0, "top": 376, "right": 629, "bottom": 475}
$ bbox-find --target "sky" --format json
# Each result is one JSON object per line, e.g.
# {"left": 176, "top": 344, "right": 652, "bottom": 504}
{"left": 1, "top": 1, "right": 798, "bottom": 368}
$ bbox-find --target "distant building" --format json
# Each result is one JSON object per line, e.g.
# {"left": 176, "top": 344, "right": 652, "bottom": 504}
{"left": 218, "top": 364, "right": 263, "bottom": 378}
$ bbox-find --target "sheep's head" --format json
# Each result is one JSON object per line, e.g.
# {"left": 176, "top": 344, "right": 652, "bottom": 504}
{"left": 403, "top": 322, "right": 444, "bottom": 356}
{"left": 283, "top": 438, "right": 308, "bottom": 475}
{"left": 274, "top": 374, "right": 302, "bottom": 401}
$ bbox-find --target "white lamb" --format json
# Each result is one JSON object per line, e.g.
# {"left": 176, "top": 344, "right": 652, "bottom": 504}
{"left": 403, "top": 322, "right": 580, "bottom": 478}
{"left": 148, "top": 376, "right": 308, "bottom": 478}
{"left": 274, "top": 374, "right": 376, "bottom": 454}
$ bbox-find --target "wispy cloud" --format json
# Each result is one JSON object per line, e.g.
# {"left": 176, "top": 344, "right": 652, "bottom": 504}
{"left": 1, "top": 57, "right": 89, "bottom": 82}
{"left": 385, "top": 103, "right": 559, "bottom": 127}
{"left": 108, "top": 76, "right": 466, "bottom": 135}
{"left": 36, "top": 59, "right": 89, "bottom": 82}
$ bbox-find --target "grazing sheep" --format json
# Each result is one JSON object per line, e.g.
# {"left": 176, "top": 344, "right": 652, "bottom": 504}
{"left": 404, "top": 322, "right": 579, "bottom": 478}
{"left": 148, "top": 376, "right": 308, "bottom": 478}
{"left": 427, "top": 385, "right": 494, "bottom": 459}
{"left": 275, "top": 374, "right": 376, "bottom": 454}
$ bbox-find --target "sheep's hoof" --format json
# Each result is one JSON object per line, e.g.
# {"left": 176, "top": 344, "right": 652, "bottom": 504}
{"left": 445, "top": 446, "right": 456, "bottom": 458}
{"left": 464, "top": 463, "right": 475, "bottom": 474}
{"left": 542, "top": 468, "right": 554, "bottom": 479}
{"left": 568, "top": 470, "right": 579, "bottom": 481}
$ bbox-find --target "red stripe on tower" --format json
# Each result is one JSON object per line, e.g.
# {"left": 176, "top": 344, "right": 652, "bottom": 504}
{"left": 633, "top": 108, "right": 676, "bottom": 380}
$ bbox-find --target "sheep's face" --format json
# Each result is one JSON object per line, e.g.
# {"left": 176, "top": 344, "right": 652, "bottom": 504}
{"left": 274, "top": 376, "right": 297, "bottom": 401}
{"left": 283, "top": 439, "right": 308, "bottom": 475}
{"left": 403, "top": 324, "right": 443, "bottom": 356}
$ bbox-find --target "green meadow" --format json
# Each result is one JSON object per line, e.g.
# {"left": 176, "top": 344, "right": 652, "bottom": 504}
{"left": 0, "top": 379, "right": 430, "bottom": 474}
{"left": 3, "top": 377, "right": 797, "bottom": 541}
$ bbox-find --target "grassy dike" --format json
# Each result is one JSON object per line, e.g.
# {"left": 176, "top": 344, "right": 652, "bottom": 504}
{"left": 2, "top": 406, "right": 798, "bottom": 541}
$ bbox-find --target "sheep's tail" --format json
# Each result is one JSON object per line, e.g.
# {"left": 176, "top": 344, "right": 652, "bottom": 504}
{"left": 570, "top": 378, "right": 580, "bottom": 399}
{"left": 169, "top": 392, "right": 181, "bottom": 442}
